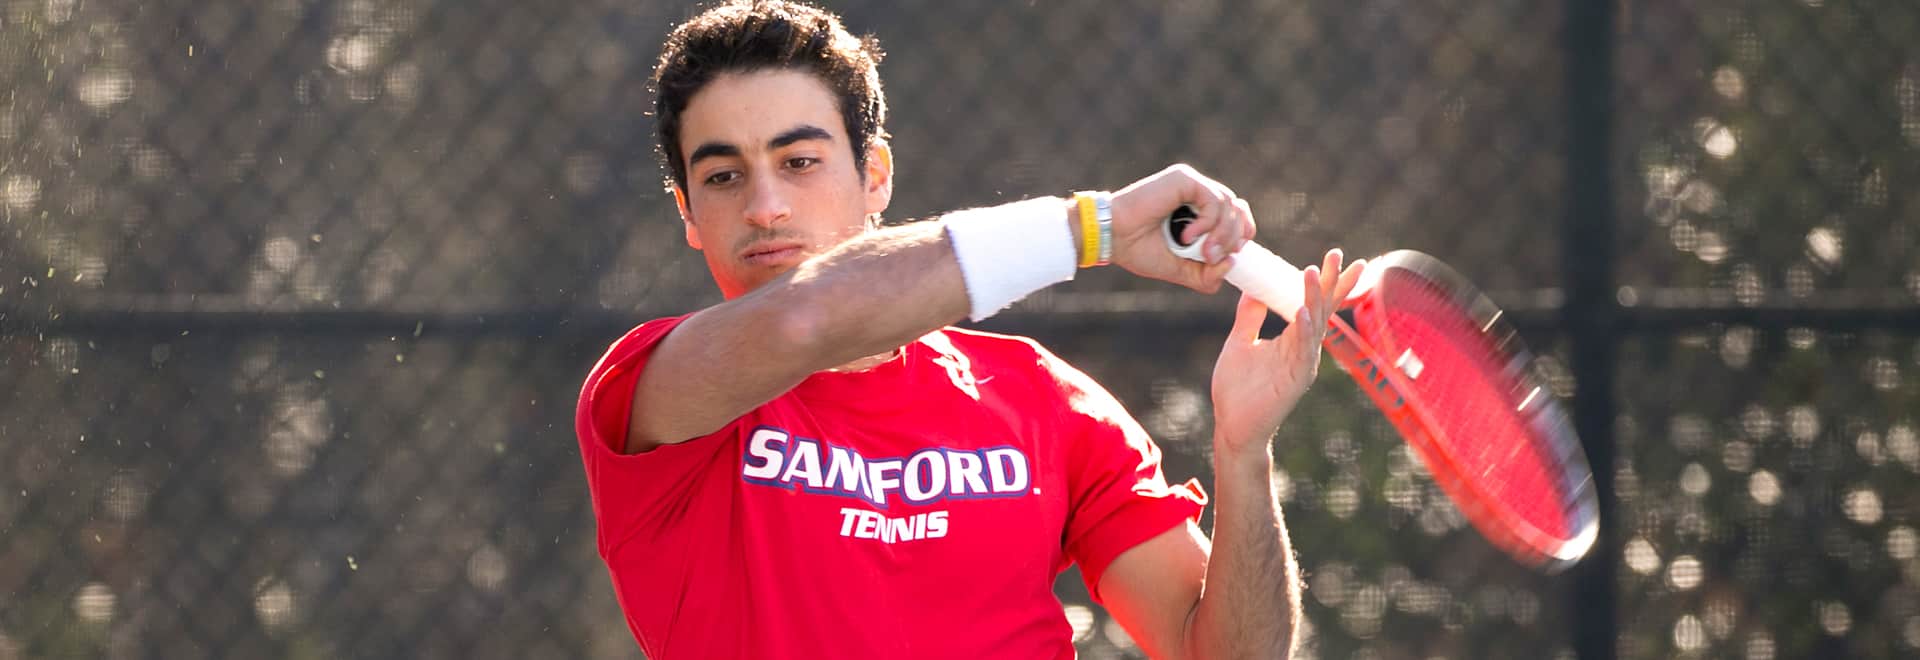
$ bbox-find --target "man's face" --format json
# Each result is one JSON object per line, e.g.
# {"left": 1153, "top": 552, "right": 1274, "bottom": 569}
{"left": 673, "top": 69, "right": 892, "bottom": 299}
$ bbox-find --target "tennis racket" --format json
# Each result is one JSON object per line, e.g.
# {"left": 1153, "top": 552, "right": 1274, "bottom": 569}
{"left": 1166, "top": 206, "right": 1598, "bottom": 571}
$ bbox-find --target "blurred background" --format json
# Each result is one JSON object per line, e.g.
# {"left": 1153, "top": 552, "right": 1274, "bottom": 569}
{"left": 2, "top": 0, "right": 1917, "bottom": 658}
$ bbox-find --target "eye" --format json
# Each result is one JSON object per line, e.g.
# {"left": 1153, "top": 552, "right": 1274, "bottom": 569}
{"left": 703, "top": 170, "right": 740, "bottom": 186}
{"left": 785, "top": 156, "right": 819, "bottom": 170}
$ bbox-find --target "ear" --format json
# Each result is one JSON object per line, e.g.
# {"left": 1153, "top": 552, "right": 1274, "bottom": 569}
{"left": 673, "top": 185, "right": 702, "bottom": 250}
{"left": 862, "top": 138, "right": 894, "bottom": 217}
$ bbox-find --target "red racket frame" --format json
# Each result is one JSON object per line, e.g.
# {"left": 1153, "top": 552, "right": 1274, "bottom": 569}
{"left": 1320, "top": 250, "right": 1598, "bottom": 571}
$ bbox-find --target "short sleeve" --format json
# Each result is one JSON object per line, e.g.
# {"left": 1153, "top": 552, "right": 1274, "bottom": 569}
{"left": 575, "top": 314, "right": 733, "bottom": 556}
{"left": 1048, "top": 352, "right": 1209, "bottom": 603}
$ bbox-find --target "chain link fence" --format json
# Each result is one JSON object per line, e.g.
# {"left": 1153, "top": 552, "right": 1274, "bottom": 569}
{"left": 1610, "top": 2, "right": 1920, "bottom": 658}
{"left": 1, "top": 0, "right": 1916, "bottom": 658}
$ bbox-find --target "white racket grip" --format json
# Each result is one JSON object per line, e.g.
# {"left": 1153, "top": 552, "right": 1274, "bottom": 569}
{"left": 1164, "top": 214, "right": 1305, "bottom": 322}
{"left": 1221, "top": 242, "right": 1305, "bottom": 323}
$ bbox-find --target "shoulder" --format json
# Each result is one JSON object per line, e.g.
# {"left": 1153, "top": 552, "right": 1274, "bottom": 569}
{"left": 588, "top": 314, "right": 697, "bottom": 370}
{"left": 576, "top": 313, "right": 701, "bottom": 440}
{"left": 621, "top": 313, "right": 697, "bottom": 346}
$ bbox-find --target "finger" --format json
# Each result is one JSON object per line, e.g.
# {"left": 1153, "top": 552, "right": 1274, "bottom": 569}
{"left": 1188, "top": 186, "right": 1235, "bottom": 263}
{"left": 1204, "top": 195, "right": 1244, "bottom": 263}
{"left": 1205, "top": 196, "right": 1248, "bottom": 260}
{"left": 1294, "top": 300, "right": 1324, "bottom": 376}
{"left": 1190, "top": 255, "right": 1236, "bottom": 291}
{"left": 1300, "top": 265, "right": 1328, "bottom": 339}
{"left": 1282, "top": 301, "right": 1316, "bottom": 355}
{"left": 1229, "top": 292, "right": 1269, "bottom": 344}
{"left": 1319, "top": 248, "right": 1343, "bottom": 295}
{"left": 1293, "top": 298, "right": 1322, "bottom": 356}
{"left": 1298, "top": 265, "right": 1324, "bottom": 319}
{"left": 1333, "top": 257, "right": 1367, "bottom": 305}
{"left": 1188, "top": 258, "right": 1232, "bottom": 294}
{"left": 1283, "top": 270, "right": 1322, "bottom": 361}
{"left": 1181, "top": 184, "right": 1233, "bottom": 253}
{"left": 1213, "top": 196, "right": 1255, "bottom": 261}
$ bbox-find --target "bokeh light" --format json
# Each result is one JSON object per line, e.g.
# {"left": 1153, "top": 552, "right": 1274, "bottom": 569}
{"left": 1842, "top": 488, "right": 1883, "bottom": 525}
{"left": 1673, "top": 614, "right": 1707, "bottom": 652}
{"left": 1748, "top": 471, "right": 1783, "bottom": 506}
{"left": 1819, "top": 601, "right": 1852, "bottom": 636}
{"left": 1679, "top": 463, "right": 1712, "bottom": 496}
{"left": 253, "top": 577, "right": 296, "bottom": 631}
{"left": 72, "top": 583, "right": 114, "bottom": 624}
{"left": 1626, "top": 537, "right": 1663, "bottom": 575}
{"left": 1667, "top": 556, "right": 1704, "bottom": 591}
{"left": 1889, "top": 526, "right": 1918, "bottom": 560}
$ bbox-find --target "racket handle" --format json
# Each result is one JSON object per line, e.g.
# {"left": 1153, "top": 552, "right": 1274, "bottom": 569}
{"left": 1164, "top": 206, "right": 1306, "bottom": 323}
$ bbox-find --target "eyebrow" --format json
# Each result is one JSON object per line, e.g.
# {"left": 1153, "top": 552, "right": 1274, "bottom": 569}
{"left": 768, "top": 125, "right": 833, "bottom": 149}
{"left": 687, "top": 124, "right": 836, "bottom": 167}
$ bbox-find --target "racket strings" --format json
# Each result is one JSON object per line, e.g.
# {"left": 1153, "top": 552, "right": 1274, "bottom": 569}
{"left": 1375, "top": 270, "right": 1574, "bottom": 541}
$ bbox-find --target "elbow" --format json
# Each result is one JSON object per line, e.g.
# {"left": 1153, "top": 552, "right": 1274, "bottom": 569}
{"left": 760, "top": 275, "right": 890, "bottom": 361}
{"left": 768, "top": 301, "right": 832, "bottom": 357}
{"left": 733, "top": 268, "right": 833, "bottom": 356}
{"left": 732, "top": 274, "right": 875, "bottom": 375}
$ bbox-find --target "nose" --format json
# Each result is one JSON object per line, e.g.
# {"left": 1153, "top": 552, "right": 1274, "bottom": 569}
{"left": 742, "top": 175, "right": 791, "bottom": 229}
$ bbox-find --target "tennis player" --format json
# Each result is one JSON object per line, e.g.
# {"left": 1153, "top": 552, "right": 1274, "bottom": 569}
{"left": 575, "top": 2, "right": 1363, "bottom": 658}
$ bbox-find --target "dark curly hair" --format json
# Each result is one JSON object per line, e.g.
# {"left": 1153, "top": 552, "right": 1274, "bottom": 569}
{"left": 652, "top": 0, "right": 889, "bottom": 193}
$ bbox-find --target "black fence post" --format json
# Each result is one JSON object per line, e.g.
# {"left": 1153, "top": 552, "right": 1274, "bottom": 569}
{"left": 1565, "top": 1, "right": 1618, "bottom": 659}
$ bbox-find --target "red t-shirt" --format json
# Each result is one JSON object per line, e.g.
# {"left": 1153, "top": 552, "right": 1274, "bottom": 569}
{"left": 575, "top": 315, "right": 1207, "bottom": 659}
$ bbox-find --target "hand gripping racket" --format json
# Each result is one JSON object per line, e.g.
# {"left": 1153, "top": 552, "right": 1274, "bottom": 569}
{"left": 1167, "top": 207, "right": 1598, "bottom": 571}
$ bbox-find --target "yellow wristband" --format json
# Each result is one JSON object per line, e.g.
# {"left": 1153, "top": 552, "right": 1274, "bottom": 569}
{"left": 1074, "top": 192, "right": 1100, "bottom": 268}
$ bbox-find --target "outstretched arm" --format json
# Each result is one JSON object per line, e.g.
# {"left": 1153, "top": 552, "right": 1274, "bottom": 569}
{"left": 624, "top": 165, "right": 1257, "bottom": 453}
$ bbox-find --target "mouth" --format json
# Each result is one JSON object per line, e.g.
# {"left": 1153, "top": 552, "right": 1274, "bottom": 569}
{"left": 739, "top": 242, "right": 806, "bottom": 266}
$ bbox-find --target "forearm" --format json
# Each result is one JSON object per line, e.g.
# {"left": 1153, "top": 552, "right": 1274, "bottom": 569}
{"left": 1186, "top": 441, "right": 1300, "bottom": 659}
{"left": 761, "top": 220, "right": 972, "bottom": 367}
{"left": 777, "top": 200, "right": 1085, "bottom": 362}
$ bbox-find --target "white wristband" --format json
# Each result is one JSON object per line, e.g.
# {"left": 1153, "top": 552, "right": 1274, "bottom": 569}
{"left": 943, "top": 196, "right": 1077, "bottom": 322}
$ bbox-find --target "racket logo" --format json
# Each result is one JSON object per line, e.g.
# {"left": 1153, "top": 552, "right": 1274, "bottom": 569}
{"left": 1330, "top": 331, "right": 1407, "bottom": 411}
{"left": 1392, "top": 349, "right": 1425, "bottom": 380}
